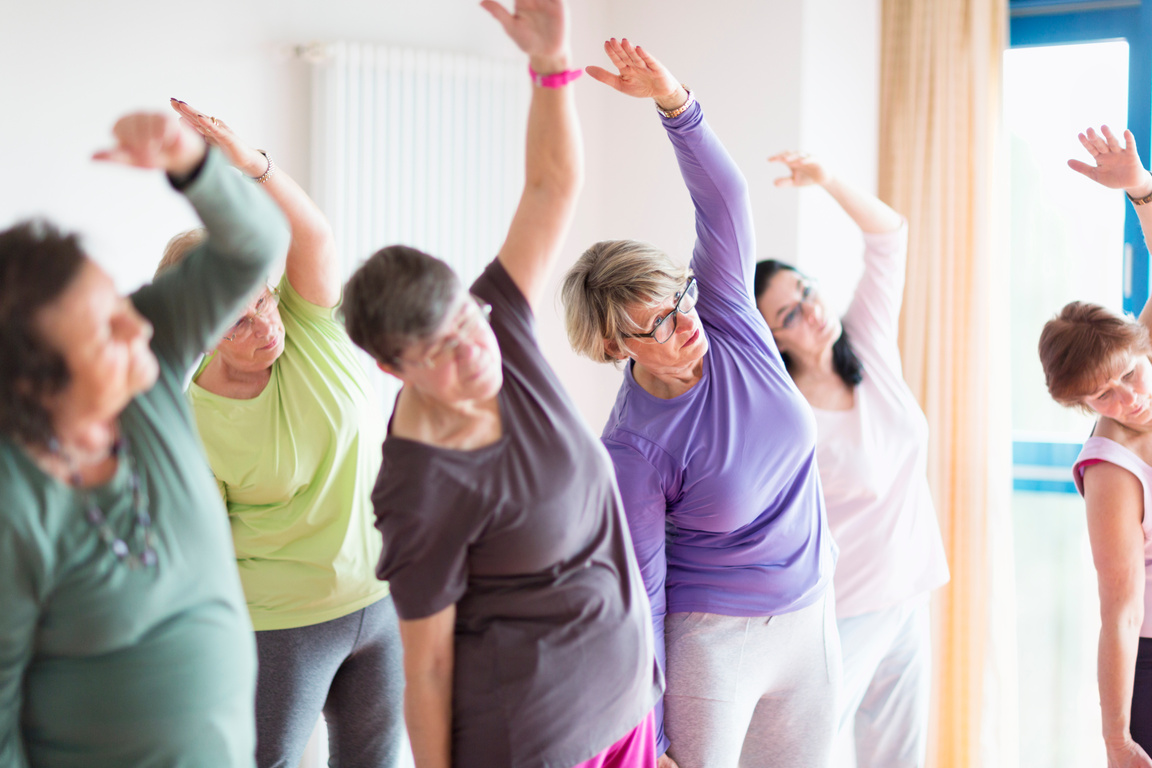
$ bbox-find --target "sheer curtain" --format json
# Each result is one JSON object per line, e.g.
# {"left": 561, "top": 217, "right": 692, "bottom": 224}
{"left": 878, "top": 1, "right": 1016, "bottom": 766}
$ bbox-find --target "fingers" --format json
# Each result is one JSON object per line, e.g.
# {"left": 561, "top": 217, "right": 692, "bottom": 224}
{"left": 604, "top": 38, "right": 630, "bottom": 72}
{"left": 1101, "top": 124, "right": 1123, "bottom": 152}
{"left": 1067, "top": 158, "right": 1098, "bottom": 180}
{"left": 479, "top": 0, "right": 515, "bottom": 33}
{"left": 1085, "top": 126, "right": 1110, "bottom": 156}
{"left": 619, "top": 38, "right": 646, "bottom": 70}
{"left": 634, "top": 44, "right": 661, "bottom": 70}
{"left": 1125, "top": 128, "right": 1139, "bottom": 154}
{"left": 585, "top": 65, "right": 623, "bottom": 90}
{"left": 774, "top": 175, "right": 797, "bottom": 188}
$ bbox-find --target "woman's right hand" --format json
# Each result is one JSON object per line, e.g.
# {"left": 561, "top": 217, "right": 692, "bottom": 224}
{"left": 169, "top": 99, "right": 268, "bottom": 178}
{"left": 1107, "top": 737, "right": 1152, "bottom": 768}
{"left": 768, "top": 151, "right": 832, "bottom": 188}
{"left": 657, "top": 752, "right": 681, "bottom": 768}
{"left": 586, "top": 38, "right": 685, "bottom": 111}
{"left": 1068, "top": 125, "right": 1152, "bottom": 198}
{"left": 93, "top": 112, "right": 206, "bottom": 177}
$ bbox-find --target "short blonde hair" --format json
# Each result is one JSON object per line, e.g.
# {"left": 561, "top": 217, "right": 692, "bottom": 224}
{"left": 561, "top": 239, "right": 691, "bottom": 364}
{"left": 155, "top": 228, "right": 206, "bottom": 279}
{"left": 1039, "top": 301, "right": 1152, "bottom": 410}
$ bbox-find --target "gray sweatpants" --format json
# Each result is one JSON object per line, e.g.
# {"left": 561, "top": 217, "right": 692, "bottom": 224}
{"left": 663, "top": 589, "right": 841, "bottom": 768}
{"left": 254, "top": 594, "right": 405, "bottom": 768}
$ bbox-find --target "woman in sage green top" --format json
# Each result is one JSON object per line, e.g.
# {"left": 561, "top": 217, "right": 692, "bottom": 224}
{"left": 161, "top": 100, "right": 402, "bottom": 768}
{"left": 0, "top": 112, "right": 288, "bottom": 767}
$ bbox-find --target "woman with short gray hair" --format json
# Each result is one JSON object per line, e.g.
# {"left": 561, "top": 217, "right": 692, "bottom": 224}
{"left": 562, "top": 38, "right": 841, "bottom": 768}
{"left": 342, "top": 2, "right": 660, "bottom": 767}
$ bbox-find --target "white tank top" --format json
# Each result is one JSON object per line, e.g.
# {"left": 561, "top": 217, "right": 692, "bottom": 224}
{"left": 1073, "top": 436, "right": 1152, "bottom": 638}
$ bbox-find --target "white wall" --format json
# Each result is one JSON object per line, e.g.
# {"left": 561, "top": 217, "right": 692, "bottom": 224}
{"left": 0, "top": 0, "right": 880, "bottom": 430}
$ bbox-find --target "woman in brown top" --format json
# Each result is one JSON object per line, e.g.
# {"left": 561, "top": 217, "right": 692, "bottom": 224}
{"left": 340, "top": 2, "right": 660, "bottom": 767}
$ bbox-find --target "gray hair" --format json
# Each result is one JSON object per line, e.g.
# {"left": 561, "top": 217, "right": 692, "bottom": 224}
{"left": 155, "top": 228, "right": 207, "bottom": 279}
{"left": 561, "top": 239, "right": 691, "bottom": 364}
{"left": 342, "top": 245, "right": 461, "bottom": 367}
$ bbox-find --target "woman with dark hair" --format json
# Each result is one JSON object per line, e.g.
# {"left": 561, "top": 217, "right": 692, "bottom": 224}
{"left": 1041, "top": 125, "right": 1152, "bottom": 768}
{"left": 341, "top": 2, "right": 659, "bottom": 767}
{"left": 0, "top": 111, "right": 287, "bottom": 766}
{"left": 562, "top": 42, "right": 840, "bottom": 768}
{"left": 753, "top": 152, "right": 948, "bottom": 768}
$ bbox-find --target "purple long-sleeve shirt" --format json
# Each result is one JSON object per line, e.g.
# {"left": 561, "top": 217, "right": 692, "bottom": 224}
{"left": 602, "top": 100, "right": 837, "bottom": 753}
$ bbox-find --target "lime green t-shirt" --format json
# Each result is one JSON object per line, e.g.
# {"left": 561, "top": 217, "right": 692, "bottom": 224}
{"left": 188, "top": 276, "right": 389, "bottom": 631}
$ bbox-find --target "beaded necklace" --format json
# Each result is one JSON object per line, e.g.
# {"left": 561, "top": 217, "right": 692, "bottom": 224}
{"left": 50, "top": 434, "right": 158, "bottom": 569}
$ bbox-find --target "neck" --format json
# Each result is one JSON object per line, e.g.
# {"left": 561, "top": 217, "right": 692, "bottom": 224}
{"left": 51, "top": 416, "right": 119, "bottom": 461}
{"left": 784, "top": 342, "right": 836, "bottom": 382}
{"left": 216, "top": 356, "right": 273, "bottom": 386}
{"left": 395, "top": 385, "right": 502, "bottom": 450}
{"left": 632, "top": 357, "right": 705, "bottom": 400}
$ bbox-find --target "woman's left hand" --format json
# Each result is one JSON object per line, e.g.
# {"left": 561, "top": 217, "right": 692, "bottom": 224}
{"left": 586, "top": 38, "right": 684, "bottom": 109}
{"left": 481, "top": 0, "right": 570, "bottom": 71}
{"left": 1068, "top": 125, "right": 1152, "bottom": 198}
{"left": 769, "top": 151, "right": 831, "bottom": 188}
{"left": 93, "top": 111, "right": 206, "bottom": 176}
{"left": 169, "top": 99, "right": 268, "bottom": 179}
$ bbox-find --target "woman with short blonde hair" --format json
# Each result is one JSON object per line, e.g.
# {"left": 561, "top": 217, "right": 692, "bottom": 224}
{"left": 563, "top": 37, "right": 840, "bottom": 768}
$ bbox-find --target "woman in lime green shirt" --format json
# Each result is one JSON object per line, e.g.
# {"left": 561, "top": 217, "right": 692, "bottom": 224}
{"left": 160, "top": 100, "right": 402, "bottom": 768}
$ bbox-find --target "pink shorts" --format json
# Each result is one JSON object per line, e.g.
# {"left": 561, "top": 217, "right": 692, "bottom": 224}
{"left": 570, "top": 710, "right": 656, "bottom": 768}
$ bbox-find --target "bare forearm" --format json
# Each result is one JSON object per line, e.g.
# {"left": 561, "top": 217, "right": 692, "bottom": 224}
{"left": 405, "top": 669, "right": 454, "bottom": 768}
{"left": 524, "top": 55, "right": 583, "bottom": 202}
{"left": 259, "top": 166, "right": 341, "bottom": 307}
{"left": 820, "top": 176, "right": 903, "bottom": 234}
{"left": 1099, "top": 609, "right": 1143, "bottom": 746}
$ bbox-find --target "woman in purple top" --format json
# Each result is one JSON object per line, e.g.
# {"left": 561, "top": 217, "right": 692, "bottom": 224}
{"left": 562, "top": 39, "right": 840, "bottom": 768}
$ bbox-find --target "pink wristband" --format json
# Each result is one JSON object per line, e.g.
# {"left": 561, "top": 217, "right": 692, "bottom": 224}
{"left": 528, "top": 65, "right": 583, "bottom": 89}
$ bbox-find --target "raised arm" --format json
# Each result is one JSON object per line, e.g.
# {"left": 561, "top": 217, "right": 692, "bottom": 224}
{"left": 1081, "top": 462, "right": 1152, "bottom": 768}
{"left": 169, "top": 99, "right": 341, "bottom": 308}
{"left": 93, "top": 112, "right": 288, "bottom": 375}
{"left": 771, "top": 152, "right": 907, "bottom": 344}
{"left": 770, "top": 152, "right": 902, "bottom": 234}
{"left": 484, "top": 0, "right": 583, "bottom": 309}
{"left": 589, "top": 39, "right": 754, "bottom": 308}
{"left": 1068, "top": 126, "right": 1152, "bottom": 331}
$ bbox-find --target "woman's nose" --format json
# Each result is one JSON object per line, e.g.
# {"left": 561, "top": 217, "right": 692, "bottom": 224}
{"left": 1119, "top": 386, "right": 1138, "bottom": 407}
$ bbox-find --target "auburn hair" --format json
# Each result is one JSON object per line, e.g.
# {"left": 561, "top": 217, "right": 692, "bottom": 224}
{"left": 1038, "top": 301, "right": 1152, "bottom": 408}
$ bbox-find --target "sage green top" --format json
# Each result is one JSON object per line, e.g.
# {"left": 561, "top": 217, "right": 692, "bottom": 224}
{"left": 0, "top": 149, "right": 289, "bottom": 767}
{"left": 188, "top": 276, "right": 389, "bottom": 631}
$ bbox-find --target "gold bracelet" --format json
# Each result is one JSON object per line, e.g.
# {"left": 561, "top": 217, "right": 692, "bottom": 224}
{"left": 657, "top": 86, "right": 694, "bottom": 119}
{"left": 1127, "top": 187, "right": 1152, "bottom": 206}
{"left": 253, "top": 150, "right": 275, "bottom": 184}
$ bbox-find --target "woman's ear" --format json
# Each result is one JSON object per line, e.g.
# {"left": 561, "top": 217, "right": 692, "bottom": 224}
{"left": 603, "top": 338, "right": 628, "bottom": 361}
{"left": 376, "top": 360, "right": 404, "bottom": 380}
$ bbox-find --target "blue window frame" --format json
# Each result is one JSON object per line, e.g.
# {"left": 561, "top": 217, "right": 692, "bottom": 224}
{"left": 1010, "top": 0, "right": 1152, "bottom": 492}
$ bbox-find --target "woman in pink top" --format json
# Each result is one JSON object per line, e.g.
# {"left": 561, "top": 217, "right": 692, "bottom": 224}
{"left": 753, "top": 153, "right": 949, "bottom": 768}
{"left": 1039, "top": 125, "right": 1152, "bottom": 768}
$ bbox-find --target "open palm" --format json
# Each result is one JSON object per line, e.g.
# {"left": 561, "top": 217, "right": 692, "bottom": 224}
{"left": 1068, "top": 125, "right": 1150, "bottom": 192}
{"left": 481, "top": 0, "right": 567, "bottom": 60}
{"left": 586, "top": 38, "right": 679, "bottom": 101}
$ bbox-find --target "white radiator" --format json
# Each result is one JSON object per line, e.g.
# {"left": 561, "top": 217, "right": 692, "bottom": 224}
{"left": 308, "top": 42, "right": 530, "bottom": 287}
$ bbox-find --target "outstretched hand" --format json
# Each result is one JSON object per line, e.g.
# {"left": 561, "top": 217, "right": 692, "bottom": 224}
{"left": 1068, "top": 125, "right": 1152, "bottom": 197}
{"left": 769, "top": 151, "right": 831, "bottom": 188}
{"left": 586, "top": 38, "right": 683, "bottom": 108}
{"left": 481, "top": 0, "right": 569, "bottom": 69}
{"left": 93, "top": 112, "right": 206, "bottom": 176}
{"left": 169, "top": 99, "right": 268, "bottom": 178}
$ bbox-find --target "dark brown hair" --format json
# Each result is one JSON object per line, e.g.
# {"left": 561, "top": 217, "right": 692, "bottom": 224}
{"left": 1039, "top": 301, "right": 1152, "bottom": 407}
{"left": 342, "top": 245, "right": 461, "bottom": 367}
{"left": 753, "top": 259, "right": 864, "bottom": 387}
{"left": 0, "top": 220, "right": 87, "bottom": 445}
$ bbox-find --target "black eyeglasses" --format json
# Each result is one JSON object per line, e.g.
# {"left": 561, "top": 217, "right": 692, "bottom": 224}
{"left": 770, "top": 280, "right": 816, "bottom": 332}
{"left": 624, "top": 277, "right": 698, "bottom": 344}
